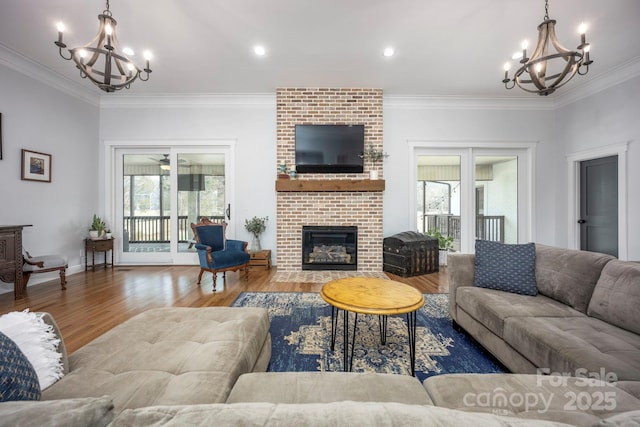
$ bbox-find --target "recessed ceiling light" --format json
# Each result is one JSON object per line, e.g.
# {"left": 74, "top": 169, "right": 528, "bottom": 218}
{"left": 254, "top": 45, "right": 266, "bottom": 56}
{"left": 383, "top": 47, "right": 395, "bottom": 57}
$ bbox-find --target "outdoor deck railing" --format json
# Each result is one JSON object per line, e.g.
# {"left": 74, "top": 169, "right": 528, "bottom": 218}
{"left": 422, "top": 214, "right": 505, "bottom": 243}
{"left": 124, "top": 215, "right": 226, "bottom": 243}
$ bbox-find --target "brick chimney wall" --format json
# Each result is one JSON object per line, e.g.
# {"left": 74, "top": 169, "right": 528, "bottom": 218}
{"left": 276, "top": 88, "right": 384, "bottom": 272}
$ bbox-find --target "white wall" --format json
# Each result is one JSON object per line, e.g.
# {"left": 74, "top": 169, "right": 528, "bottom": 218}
{"left": 382, "top": 101, "right": 559, "bottom": 246}
{"left": 554, "top": 75, "right": 640, "bottom": 260}
{"left": 0, "top": 64, "right": 99, "bottom": 294}
{"left": 98, "top": 97, "right": 278, "bottom": 260}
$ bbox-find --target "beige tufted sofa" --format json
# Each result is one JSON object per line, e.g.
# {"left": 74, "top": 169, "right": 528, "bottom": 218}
{"left": 42, "top": 307, "right": 272, "bottom": 411}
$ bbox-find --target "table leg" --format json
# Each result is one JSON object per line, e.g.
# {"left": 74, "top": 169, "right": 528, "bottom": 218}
{"left": 406, "top": 311, "right": 418, "bottom": 376}
{"left": 378, "top": 315, "right": 388, "bottom": 345}
{"left": 330, "top": 306, "right": 337, "bottom": 351}
{"left": 342, "top": 309, "right": 349, "bottom": 372}
{"left": 349, "top": 312, "right": 358, "bottom": 372}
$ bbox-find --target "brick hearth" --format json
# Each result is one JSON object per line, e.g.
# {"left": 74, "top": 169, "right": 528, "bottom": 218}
{"left": 276, "top": 88, "right": 384, "bottom": 272}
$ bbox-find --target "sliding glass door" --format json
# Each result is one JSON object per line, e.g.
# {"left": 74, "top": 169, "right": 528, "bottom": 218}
{"left": 416, "top": 155, "right": 462, "bottom": 251}
{"left": 414, "top": 146, "right": 531, "bottom": 253}
{"left": 115, "top": 147, "right": 232, "bottom": 264}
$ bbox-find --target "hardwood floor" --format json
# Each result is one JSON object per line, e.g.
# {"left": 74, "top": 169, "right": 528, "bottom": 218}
{"left": 0, "top": 265, "right": 448, "bottom": 354}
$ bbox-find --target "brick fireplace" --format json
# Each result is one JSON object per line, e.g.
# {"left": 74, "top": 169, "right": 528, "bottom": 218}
{"left": 276, "top": 88, "right": 384, "bottom": 272}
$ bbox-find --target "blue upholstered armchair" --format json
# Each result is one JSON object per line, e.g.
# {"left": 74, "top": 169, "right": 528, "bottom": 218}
{"left": 191, "top": 219, "right": 250, "bottom": 291}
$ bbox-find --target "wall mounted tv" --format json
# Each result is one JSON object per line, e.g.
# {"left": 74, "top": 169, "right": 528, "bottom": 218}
{"left": 295, "top": 124, "right": 364, "bottom": 173}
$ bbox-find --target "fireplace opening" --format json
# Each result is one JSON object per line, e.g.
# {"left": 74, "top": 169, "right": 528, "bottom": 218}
{"left": 302, "top": 226, "right": 357, "bottom": 271}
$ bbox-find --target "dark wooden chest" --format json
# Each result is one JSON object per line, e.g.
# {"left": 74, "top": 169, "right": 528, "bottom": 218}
{"left": 383, "top": 231, "right": 439, "bottom": 277}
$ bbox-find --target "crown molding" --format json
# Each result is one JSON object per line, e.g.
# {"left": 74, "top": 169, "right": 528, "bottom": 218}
{"left": 383, "top": 95, "right": 555, "bottom": 111}
{"left": 99, "top": 93, "right": 276, "bottom": 109}
{"left": 0, "top": 43, "right": 100, "bottom": 106}
{"left": 551, "top": 56, "right": 640, "bottom": 108}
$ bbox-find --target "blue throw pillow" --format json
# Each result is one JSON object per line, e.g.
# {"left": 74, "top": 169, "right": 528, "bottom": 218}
{"left": 0, "top": 331, "right": 41, "bottom": 401}
{"left": 474, "top": 240, "right": 537, "bottom": 296}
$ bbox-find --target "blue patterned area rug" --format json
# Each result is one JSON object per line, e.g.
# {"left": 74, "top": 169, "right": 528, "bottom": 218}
{"left": 231, "top": 292, "right": 506, "bottom": 382}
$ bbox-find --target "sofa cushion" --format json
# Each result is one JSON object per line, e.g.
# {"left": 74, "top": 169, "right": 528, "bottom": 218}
{"left": 423, "top": 373, "right": 640, "bottom": 425}
{"left": 504, "top": 316, "right": 640, "bottom": 381}
{"left": 456, "top": 287, "right": 584, "bottom": 338}
{"left": 474, "top": 240, "right": 537, "bottom": 296}
{"left": 226, "top": 372, "right": 433, "bottom": 405}
{"left": 0, "top": 331, "right": 41, "bottom": 401}
{"left": 109, "top": 401, "right": 576, "bottom": 427}
{"left": 588, "top": 260, "right": 640, "bottom": 335}
{"left": 42, "top": 307, "right": 271, "bottom": 415}
{"left": 0, "top": 396, "right": 114, "bottom": 427}
{"left": 534, "top": 244, "right": 614, "bottom": 313}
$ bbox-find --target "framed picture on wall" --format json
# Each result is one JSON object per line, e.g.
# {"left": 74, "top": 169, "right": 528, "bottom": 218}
{"left": 21, "top": 149, "right": 52, "bottom": 182}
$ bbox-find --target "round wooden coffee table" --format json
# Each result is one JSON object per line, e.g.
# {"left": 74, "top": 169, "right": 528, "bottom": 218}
{"left": 320, "top": 277, "right": 424, "bottom": 375}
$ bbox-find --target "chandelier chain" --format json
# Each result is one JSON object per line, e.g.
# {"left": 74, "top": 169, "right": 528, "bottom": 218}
{"left": 544, "top": 0, "right": 549, "bottom": 21}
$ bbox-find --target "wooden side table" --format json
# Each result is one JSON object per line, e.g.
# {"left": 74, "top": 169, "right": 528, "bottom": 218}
{"left": 249, "top": 249, "right": 271, "bottom": 270}
{"left": 85, "top": 238, "right": 114, "bottom": 271}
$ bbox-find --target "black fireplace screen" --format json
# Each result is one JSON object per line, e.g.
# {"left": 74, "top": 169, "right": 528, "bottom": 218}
{"left": 302, "top": 226, "right": 357, "bottom": 271}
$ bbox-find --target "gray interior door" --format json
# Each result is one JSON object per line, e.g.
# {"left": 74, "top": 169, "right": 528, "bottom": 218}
{"left": 579, "top": 155, "right": 618, "bottom": 257}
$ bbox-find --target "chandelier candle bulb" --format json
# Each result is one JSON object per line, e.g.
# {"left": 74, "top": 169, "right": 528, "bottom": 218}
{"left": 143, "top": 51, "right": 152, "bottom": 73}
{"left": 520, "top": 40, "right": 529, "bottom": 63}
{"left": 56, "top": 22, "right": 65, "bottom": 44}
{"left": 503, "top": 63, "right": 511, "bottom": 82}
{"left": 579, "top": 22, "right": 587, "bottom": 40}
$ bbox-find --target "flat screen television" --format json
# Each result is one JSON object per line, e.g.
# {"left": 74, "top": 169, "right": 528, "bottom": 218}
{"left": 295, "top": 124, "right": 364, "bottom": 173}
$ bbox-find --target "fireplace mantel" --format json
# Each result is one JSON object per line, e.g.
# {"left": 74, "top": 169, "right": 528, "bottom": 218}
{"left": 275, "top": 179, "right": 385, "bottom": 192}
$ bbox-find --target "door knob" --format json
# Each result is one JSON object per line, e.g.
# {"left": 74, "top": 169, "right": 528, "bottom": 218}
{"left": 577, "top": 219, "right": 586, "bottom": 224}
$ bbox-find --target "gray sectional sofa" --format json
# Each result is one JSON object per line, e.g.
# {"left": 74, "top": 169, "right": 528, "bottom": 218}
{"left": 448, "top": 244, "right": 640, "bottom": 398}
{"left": 2, "top": 245, "right": 640, "bottom": 426}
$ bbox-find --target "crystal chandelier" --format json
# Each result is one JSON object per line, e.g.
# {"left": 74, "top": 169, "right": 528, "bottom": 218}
{"left": 54, "top": 0, "right": 152, "bottom": 92}
{"left": 502, "top": 0, "right": 592, "bottom": 96}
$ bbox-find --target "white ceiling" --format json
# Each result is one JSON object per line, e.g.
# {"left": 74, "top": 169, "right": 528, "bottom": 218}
{"left": 1, "top": 0, "right": 639, "bottom": 98}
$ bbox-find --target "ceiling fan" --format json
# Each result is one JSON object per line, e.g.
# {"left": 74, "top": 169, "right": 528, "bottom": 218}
{"left": 151, "top": 154, "right": 188, "bottom": 170}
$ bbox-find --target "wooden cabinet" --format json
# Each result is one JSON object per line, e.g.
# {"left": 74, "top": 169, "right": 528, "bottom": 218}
{"left": 249, "top": 250, "right": 271, "bottom": 270}
{"left": 85, "top": 238, "right": 114, "bottom": 271}
{"left": 0, "top": 225, "right": 31, "bottom": 299}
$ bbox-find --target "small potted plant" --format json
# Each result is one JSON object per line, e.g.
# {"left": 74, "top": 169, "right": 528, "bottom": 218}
{"left": 425, "top": 229, "right": 454, "bottom": 266}
{"left": 89, "top": 214, "right": 106, "bottom": 239}
{"left": 361, "top": 144, "right": 389, "bottom": 179}
{"left": 244, "top": 216, "right": 268, "bottom": 252}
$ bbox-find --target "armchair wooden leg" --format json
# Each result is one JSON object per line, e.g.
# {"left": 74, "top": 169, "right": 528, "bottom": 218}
{"left": 212, "top": 272, "right": 218, "bottom": 292}
{"left": 243, "top": 265, "right": 249, "bottom": 281}
{"left": 197, "top": 269, "right": 204, "bottom": 285}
